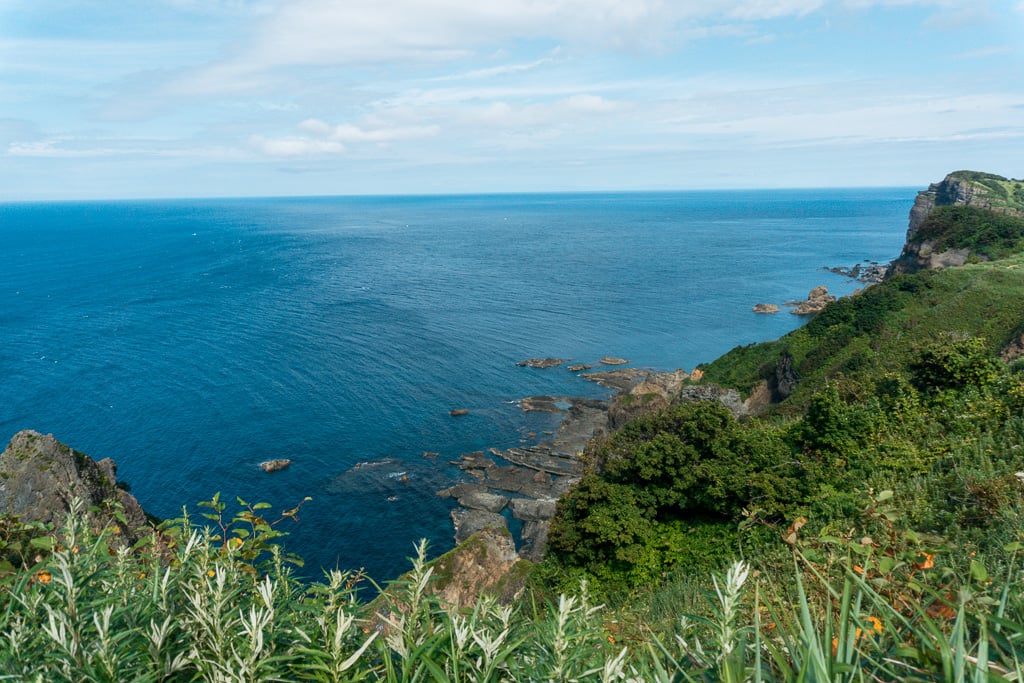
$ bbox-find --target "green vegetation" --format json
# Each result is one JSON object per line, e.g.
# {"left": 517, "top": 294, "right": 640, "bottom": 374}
{"left": 4, "top": 185, "right": 1024, "bottom": 679}
{"left": 948, "top": 170, "right": 1024, "bottom": 212}
{"left": 911, "top": 206, "right": 1024, "bottom": 259}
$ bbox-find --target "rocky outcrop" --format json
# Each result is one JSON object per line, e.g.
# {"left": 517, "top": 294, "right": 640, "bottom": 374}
{"left": 0, "top": 431, "right": 150, "bottom": 545}
{"left": 891, "top": 172, "right": 1024, "bottom": 276}
{"left": 752, "top": 303, "right": 779, "bottom": 314}
{"left": 517, "top": 358, "right": 564, "bottom": 368}
{"left": 790, "top": 286, "right": 835, "bottom": 315}
{"left": 600, "top": 356, "right": 629, "bottom": 365}
{"left": 425, "top": 526, "right": 529, "bottom": 609}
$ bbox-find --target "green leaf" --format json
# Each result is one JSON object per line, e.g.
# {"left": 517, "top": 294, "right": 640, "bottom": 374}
{"left": 875, "top": 489, "right": 894, "bottom": 502}
{"left": 1003, "top": 541, "right": 1024, "bottom": 552}
{"left": 253, "top": 502, "right": 272, "bottom": 510}
{"left": 970, "top": 558, "right": 989, "bottom": 583}
{"left": 878, "top": 556, "right": 896, "bottom": 575}
{"left": 29, "top": 536, "right": 55, "bottom": 550}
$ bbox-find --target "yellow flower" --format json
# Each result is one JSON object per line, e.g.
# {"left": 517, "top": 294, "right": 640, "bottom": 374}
{"left": 36, "top": 570, "right": 52, "bottom": 584}
{"left": 207, "top": 569, "right": 216, "bottom": 578}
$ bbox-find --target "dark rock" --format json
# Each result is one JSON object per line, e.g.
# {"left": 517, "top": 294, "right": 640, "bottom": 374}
{"left": 0, "top": 431, "right": 150, "bottom": 546}
{"left": 449, "top": 408, "right": 469, "bottom": 416}
{"left": 259, "top": 458, "right": 291, "bottom": 473}
{"left": 566, "top": 364, "right": 592, "bottom": 372}
{"left": 516, "top": 358, "right": 564, "bottom": 368}
{"left": 752, "top": 303, "right": 780, "bottom": 313}
{"left": 519, "top": 520, "right": 550, "bottom": 562}
{"left": 772, "top": 352, "right": 799, "bottom": 401}
{"left": 451, "top": 508, "right": 508, "bottom": 544}
{"left": 454, "top": 451, "right": 496, "bottom": 470}
{"left": 422, "top": 451, "right": 440, "bottom": 459}
{"left": 582, "top": 368, "right": 647, "bottom": 392}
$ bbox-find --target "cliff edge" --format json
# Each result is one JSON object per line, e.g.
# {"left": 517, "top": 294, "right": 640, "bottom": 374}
{"left": 0, "top": 430, "right": 151, "bottom": 546}
{"left": 891, "top": 170, "right": 1024, "bottom": 275}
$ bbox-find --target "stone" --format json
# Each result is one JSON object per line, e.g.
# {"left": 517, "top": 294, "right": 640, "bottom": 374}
{"left": 752, "top": 303, "right": 780, "bottom": 313}
{"left": 566, "top": 364, "right": 592, "bottom": 372}
{"left": 259, "top": 458, "right": 291, "bottom": 473}
{"left": 516, "top": 358, "right": 564, "bottom": 369}
{"left": 457, "top": 491, "right": 509, "bottom": 513}
{"left": 790, "top": 286, "right": 835, "bottom": 315}
{"left": 449, "top": 408, "right": 469, "bottom": 416}
{"left": 600, "top": 356, "right": 629, "bottom": 365}
{"left": 0, "top": 431, "right": 150, "bottom": 546}
{"left": 450, "top": 508, "right": 508, "bottom": 544}
{"left": 508, "top": 498, "right": 557, "bottom": 521}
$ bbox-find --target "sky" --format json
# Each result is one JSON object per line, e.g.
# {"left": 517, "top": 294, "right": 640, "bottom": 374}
{"left": 1, "top": 0, "right": 1022, "bottom": 199}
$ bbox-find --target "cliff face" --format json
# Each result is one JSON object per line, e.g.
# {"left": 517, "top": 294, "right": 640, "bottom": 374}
{"left": 0, "top": 430, "right": 151, "bottom": 545}
{"left": 892, "top": 171, "right": 1024, "bottom": 275}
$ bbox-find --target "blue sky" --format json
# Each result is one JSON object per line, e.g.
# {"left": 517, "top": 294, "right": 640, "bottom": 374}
{"left": 1, "top": 0, "right": 1022, "bottom": 199}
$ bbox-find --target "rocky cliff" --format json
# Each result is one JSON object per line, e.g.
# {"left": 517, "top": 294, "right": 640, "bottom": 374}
{"left": 0, "top": 430, "right": 151, "bottom": 545}
{"left": 891, "top": 171, "right": 1024, "bottom": 275}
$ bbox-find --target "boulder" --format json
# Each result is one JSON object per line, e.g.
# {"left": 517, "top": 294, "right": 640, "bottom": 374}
{"left": 566, "top": 364, "right": 592, "bottom": 372}
{"left": 790, "top": 286, "right": 835, "bottom": 315}
{"left": 0, "top": 431, "right": 150, "bottom": 546}
{"left": 600, "top": 356, "right": 629, "bottom": 365}
{"left": 752, "top": 303, "right": 780, "bottom": 314}
{"left": 259, "top": 458, "right": 291, "bottom": 473}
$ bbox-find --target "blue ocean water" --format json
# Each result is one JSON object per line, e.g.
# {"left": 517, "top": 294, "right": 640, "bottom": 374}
{"left": 0, "top": 190, "right": 911, "bottom": 580}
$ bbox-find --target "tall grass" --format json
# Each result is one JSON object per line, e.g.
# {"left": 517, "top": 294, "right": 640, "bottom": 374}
{"left": 1, "top": 499, "right": 1022, "bottom": 681}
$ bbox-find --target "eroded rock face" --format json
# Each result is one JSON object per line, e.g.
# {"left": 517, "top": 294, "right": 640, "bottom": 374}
{"left": 0, "top": 431, "right": 150, "bottom": 545}
{"left": 427, "top": 527, "right": 528, "bottom": 609}
{"left": 790, "top": 286, "right": 835, "bottom": 315}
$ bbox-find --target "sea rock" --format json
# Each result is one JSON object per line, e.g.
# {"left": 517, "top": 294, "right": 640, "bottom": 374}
{"left": 566, "top": 364, "right": 592, "bottom": 372}
{"left": 600, "top": 356, "right": 629, "bottom": 365}
{"left": 0, "top": 431, "right": 150, "bottom": 546}
{"left": 449, "top": 408, "right": 469, "bottom": 416}
{"left": 516, "top": 358, "right": 564, "bottom": 369}
{"left": 752, "top": 303, "right": 780, "bottom": 314}
{"left": 422, "top": 451, "right": 440, "bottom": 459}
{"left": 790, "top": 286, "right": 835, "bottom": 315}
{"left": 451, "top": 508, "right": 508, "bottom": 544}
{"left": 508, "top": 498, "right": 557, "bottom": 521}
{"left": 437, "top": 483, "right": 487, "bottom": 500}
{"left": 582, "top": 368, "right": 647, "bottom": 392}
{"left": 458, "top": 491, "right": 509, "bottom": 513}
{"left": 520, "top": 395, "right": 567, "bottom": 413}
{"left": 259, "top": 458, "right": 291, "bottom": 473}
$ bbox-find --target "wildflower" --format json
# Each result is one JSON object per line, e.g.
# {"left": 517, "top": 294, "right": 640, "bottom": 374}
{"left": 207, "top": 569, "right": 216, "bottom": 578}
{"left": 915, "top": 553, "right": 935, "bottom": 570}
{"left": 36, "top": 570, "right": 52, "bottom": 584}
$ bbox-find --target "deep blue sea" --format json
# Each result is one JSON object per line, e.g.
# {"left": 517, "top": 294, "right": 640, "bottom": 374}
{"left": 0, "top": 190, "right": 911, "bottom": 581}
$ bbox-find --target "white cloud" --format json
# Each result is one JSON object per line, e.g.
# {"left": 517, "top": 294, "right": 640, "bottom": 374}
{"left": 249, "top": 135, "right": 345, "bottom": 157}
{"left": 8, "top": 137, "right": 242, "bottom": 159}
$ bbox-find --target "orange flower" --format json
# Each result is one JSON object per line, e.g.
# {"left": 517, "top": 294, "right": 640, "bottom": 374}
{"left": 36, "top": 570, "right": 52, "bottom": 584}
{"left": 206, "top": 569, "right": 216, "bottom": 578}
{"left": 915, "top": 553, "right": 935, "bottom": 570}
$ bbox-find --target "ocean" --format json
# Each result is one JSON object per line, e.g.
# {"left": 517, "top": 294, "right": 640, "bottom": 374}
{"left": 0, "top": 189, "right": 911, "bottom": 581}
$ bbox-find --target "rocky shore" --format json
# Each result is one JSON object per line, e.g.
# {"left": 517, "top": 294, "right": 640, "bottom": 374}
{"left": 434, "top": 362, "right": 727, "bottom": 562}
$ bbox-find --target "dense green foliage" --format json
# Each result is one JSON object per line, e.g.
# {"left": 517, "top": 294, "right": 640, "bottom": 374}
{"left": 911, "top": 205, "right": 1024, "bottom": 259}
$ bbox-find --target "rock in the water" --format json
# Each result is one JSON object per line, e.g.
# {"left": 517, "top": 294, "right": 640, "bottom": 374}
{"left": 451, "top": 508, "right": 508, "bottom": 544}
{"left": 520, "top": 395, "right": 567, "bottom": 413}
{"left": 0, "top": 431, "right": 151, "bottom": 546}
{"left": 508, "top": 498, "right": 557, "bottom": 521}
{"left": 790, "top": 286, "right": 835, "bottom": 315}
{"left": 422, "top": 451, "right": 440, "bottom": 459}
{"left": 516, "top": 358, "right": 564, "bottom": 369}
{"left": 458, "top": 491, "right": 509, "bottom": 513}
{"left": 449, "top": 408, "right": 470, "bottom": 416}
{"left": 600, "top": 356, "right": 629, "bottom": 365}
{"left": 566, "top": 364, "right": 592, "bottom": 372}
{"left": 260, "top": 459, "right": 291, "bottom": 473}
{"left": 752, "top": 303, "right": 780, "bottom": 314}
